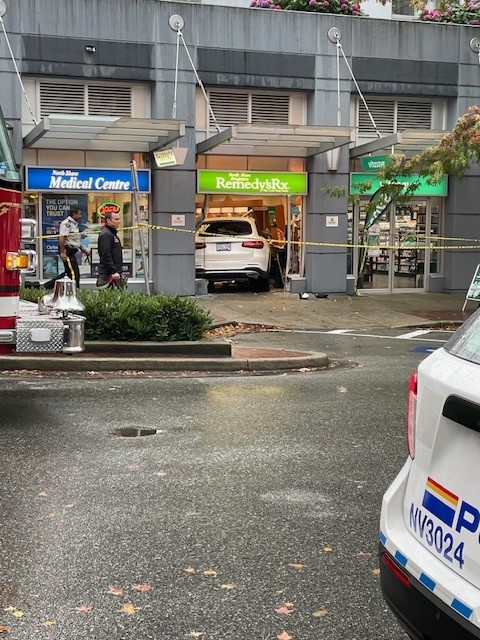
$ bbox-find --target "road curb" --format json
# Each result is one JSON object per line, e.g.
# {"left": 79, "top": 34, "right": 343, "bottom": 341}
{"left": 0, "top": 352, "right": 329, "bottom": 373}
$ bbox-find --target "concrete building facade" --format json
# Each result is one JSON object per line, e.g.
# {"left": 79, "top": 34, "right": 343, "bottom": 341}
{"left": 1, "top": 0, "right": 480, "bottom": 295}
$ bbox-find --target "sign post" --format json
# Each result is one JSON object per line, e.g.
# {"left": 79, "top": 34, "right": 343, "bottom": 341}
{"left": 462, "top": 264, "right": 480, "bottom": 311}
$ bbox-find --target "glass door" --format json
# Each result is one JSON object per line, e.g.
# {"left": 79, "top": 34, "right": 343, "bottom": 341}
{"left": 356, "top": 198, "right": 439, "bottom": 291}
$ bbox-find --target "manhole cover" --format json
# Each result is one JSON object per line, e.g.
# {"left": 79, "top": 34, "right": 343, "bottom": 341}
{"left": 113, "top": 428, "right": 157, "bottom": 437}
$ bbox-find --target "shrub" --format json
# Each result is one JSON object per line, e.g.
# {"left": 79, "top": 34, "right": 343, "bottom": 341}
{"left": 20, "top": 287, "right": 213, "bottom": 342}
{"left": 249, "top": 0, "right": 362, "bottom": 14}
{"left": 419, "top": 2, "right": 480, "bottom": 24}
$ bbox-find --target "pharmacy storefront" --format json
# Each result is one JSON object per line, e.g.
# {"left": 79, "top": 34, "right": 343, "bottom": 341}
{"left": 24, "top": 167, "right": 150, "bottom": 283}
{"left": 349, "top": 173, "right": 448, "bottom": 292}
{"left": 196, "top": 169, "right": 308, "bottom": 283}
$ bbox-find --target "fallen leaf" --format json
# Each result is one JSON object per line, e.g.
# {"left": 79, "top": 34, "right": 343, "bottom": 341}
{"left": 275, "top": 606, "right": 293, "bottom": 615}
{"left": 338, "top": 386, "right": 348, "bottom": 393}
{"left": 75, "top": 604, "right": 93, "bottom": 613}
{"left": 358, "top": 551, "right": 372, "bottom": 557}
{"left": 284, "top": 602, "right": 295, "bottom": 608}
{"left": 0, "top": 626, "right": 9, "bottom": 633}
{"left": 131, "top": 584, "right": 152, "bottom": 592}
{"left": 202, "top": 569, "right": 217, "bottom": 577}
{"left": 12, "top": 611, "right": 23, "bottom": 619}
{"left": 154, "top": 471, "right": 166, "bottom": 477}
{"left": 220, "top": 583, "right": 235, "bottom": 590}
{"left": 38, "top": 491, "right": 48, "bottom": 497}
{"left": 48, "top": 512, "right": 55, "bottom": 519}
{"left": 372, "top": 568, "right": 380, "bottom": 575}
{"left": 277, "top": 632, "right": 292, "bottom": 640}
{"left": 323, "top": 546, "right": 333, "bottom": 552}
{"left": 119, "top": 603, "right": 137, "bottom": 615}
{"left": 65, "top": 503, "right": 75, "bottom": 509}
{"left": 313, "top": 609, "right": 328, "bottom": 617}
{"left": 275, "top": 589, "right": 285, "bottom": 595}
{"left": 288, "top": 563, "right": 306, "bottom": 570}
{"left": 3, "top": 607, "right": 15, "bottom": 613}
{"left": 187, "top": 633, "right": 204, "bottom": 638}
{"left": 41, "top": 620, "right": 56, "bottom": 627}
{"left": 107, "top": 587, "right": 124, "bottom": 596}
{"left": 184, "top": 567, "right": 196, "bottom": 574}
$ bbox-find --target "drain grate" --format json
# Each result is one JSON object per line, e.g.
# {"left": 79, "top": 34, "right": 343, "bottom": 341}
{"left": 113, "top": 428, "right": 157, "bottom": 437}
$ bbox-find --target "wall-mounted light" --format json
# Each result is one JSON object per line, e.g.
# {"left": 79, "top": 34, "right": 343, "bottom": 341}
{"left": 85, "top": 45, "right": 96, "bottom": 53}
{"left": 326, "top": 147, "right": 341, "bottom": 172}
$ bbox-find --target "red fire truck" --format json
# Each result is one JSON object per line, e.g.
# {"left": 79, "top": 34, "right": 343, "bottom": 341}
{"left": 0, "top": 106, "right": 84, "bottom": 355}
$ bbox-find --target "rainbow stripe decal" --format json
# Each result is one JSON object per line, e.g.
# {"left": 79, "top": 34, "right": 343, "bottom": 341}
{"left": 422, "top": 477, "right": 459, "bottom": 527}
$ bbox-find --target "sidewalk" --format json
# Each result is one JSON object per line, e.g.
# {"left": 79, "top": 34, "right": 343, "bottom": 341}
{"left": 196, "top": 289, "right": 474, "bottom": 331}
{"left": 0, "top": 291, "right": 475, "bottom": 373}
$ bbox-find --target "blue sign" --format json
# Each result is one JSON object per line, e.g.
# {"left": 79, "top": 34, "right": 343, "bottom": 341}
{"left": 25, "top": 167, "right": 151, "bottom": 193}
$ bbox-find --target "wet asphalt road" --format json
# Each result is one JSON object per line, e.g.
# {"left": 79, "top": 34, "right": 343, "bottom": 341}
{"left": 0, "top": 329, "right": 452, "bottom": 640}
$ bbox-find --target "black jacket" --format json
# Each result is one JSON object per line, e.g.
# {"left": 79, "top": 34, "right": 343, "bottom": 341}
{"left": 97, "top": 225, "right": 123, "bottom": 275}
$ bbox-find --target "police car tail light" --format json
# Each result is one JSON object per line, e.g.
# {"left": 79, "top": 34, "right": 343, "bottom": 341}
{"left": 381, "top": 552, "right": 412, "bottom": 590}
{"left": 195, "top": 242, "right": 206, "bottom": 250}
{"left": 407, "top": 372, "right": 418, "bottom": 459}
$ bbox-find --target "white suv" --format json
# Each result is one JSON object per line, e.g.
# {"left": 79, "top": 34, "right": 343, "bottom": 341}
{"left": 380, "top": 309, "right": 480, "bottom": 639}
{"left": 195, "top": 217, "right": 271, "bottom": 291}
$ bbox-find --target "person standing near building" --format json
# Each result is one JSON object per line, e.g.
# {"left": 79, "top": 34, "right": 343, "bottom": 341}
{"left": 58, "top": 208, "right": 89, "bottom": 288}
{"left": 270, "top": 220, "right": 286, "bottom": 288}
{"left": 96, "top": 211, "right": 124, "bottom": 289}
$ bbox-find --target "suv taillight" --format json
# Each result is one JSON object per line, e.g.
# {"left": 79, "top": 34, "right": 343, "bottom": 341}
{"left": 407, "top": 372, "right": 417, "bottom": 459}
{"left": 196, "top": 242, "right": 206, "bottom": 249}
{"left": 242, "top": 240, "right": 264, "bottom": 249}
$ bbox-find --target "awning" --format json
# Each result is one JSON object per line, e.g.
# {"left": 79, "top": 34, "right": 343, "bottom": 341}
{"left": 196, "top": 124, "right": 354, "bottom": 157}
{"left": 350, "top": 129, "right": 447, "bottom": 158}
{"left": 23, "top": 115, "right": 186, "bottom": 152}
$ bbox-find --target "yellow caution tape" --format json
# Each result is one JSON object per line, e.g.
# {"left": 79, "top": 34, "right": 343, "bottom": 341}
{"left": 33, "top": 222, "right": 480, "bottom": 251}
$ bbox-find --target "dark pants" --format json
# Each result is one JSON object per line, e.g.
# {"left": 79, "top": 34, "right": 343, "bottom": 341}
{"left": 61, "top": 246, "right": 80, "bottom": 288}
{"left": 271, "top": 247, "right": 286, "bottom": 288}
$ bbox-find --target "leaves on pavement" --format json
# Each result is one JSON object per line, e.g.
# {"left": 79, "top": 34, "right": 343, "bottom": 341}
{"left": 275, "top": 605, "right": 293, "bottom": 615}
{"left": 119, "top": 603, "right": 137, "bottom": 615}
{"left": 131, "top": 584, "right": 152, "bottom": 592}
{"left": 313, "top": 609, "right": 328, "bottom": 617}
{"left": 220, "top": 583, "right": 235, "bottom": 590}
{"left": 75, "top": 604, "right": 93, "bottom": 613}
{"left": 202, "top": 569, "right": 217, "bottom": 578}
{"left": 41, "top": 620, "right": 56, "bottom": 627}
{"left": 0, "top": 626, "right": 9, "bottom": 633}
{"left": 323, "top": 546, "right": 333, "bottom": 552}
{"left": 185, "top": 567, "right": 196, "bottom": 574}
{"left": 277, "top": 632, "right": 293, "bottom": 640}
{"left": 288, "top": 563, "right": 306, "bottom": 570}
{"left": 107, "top": 586, "right": 124, "bottom": 596}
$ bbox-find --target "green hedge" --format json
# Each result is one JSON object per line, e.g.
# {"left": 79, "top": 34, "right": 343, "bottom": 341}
{"left": 20, "top": 287, "right": 212, "bottom": 342}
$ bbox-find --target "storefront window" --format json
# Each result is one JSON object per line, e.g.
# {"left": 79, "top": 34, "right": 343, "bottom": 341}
{"left": 27, "top": 191, "right": 149, "bottom": 281}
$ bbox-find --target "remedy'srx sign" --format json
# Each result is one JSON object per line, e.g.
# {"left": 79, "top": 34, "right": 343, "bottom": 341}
{"left": 25, "top": 167, "right": 151, "bottom": 193}
{"left": 197, "top": 170, "right": 308, "bottom": 195}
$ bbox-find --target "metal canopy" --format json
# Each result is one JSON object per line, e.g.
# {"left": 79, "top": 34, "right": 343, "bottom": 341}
{"left": 196, "top": 124, "right": 355, "bottom": 157}
{"left": 350, "top": 129, "right": 447, "bottom": 158}
{"left": 23, "top": 115, "right": 186, "bottom": 152}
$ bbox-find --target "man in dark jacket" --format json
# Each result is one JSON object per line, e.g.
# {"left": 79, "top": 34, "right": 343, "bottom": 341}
{"left": 96, "top": 212, "right": 124, "bottom": 289}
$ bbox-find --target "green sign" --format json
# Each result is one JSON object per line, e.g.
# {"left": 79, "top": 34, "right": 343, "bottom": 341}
{"left": 197, "top": 170, "right": 308, "bottom": 195}
{"left": 350, "top": 173, "right": 448, "bottom": 197}
{"left": 359, "top": 155, "right": 389, "bottom": 172}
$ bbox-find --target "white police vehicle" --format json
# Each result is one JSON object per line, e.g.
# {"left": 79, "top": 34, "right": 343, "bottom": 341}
{"left": 380, "top": 309, "right": 480, "bottom": 640}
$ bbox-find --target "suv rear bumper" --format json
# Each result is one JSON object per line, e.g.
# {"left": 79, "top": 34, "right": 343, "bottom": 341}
{"left": 195, "top": 267, "right": 269, "bottom": 282}
{"left": 380, "top": 544, "right": 480, "bottom": 640}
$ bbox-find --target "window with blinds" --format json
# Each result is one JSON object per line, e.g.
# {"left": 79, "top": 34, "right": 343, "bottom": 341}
{"left": 207, "top": 89, "right": 292, "bottom": 127}
{"left": 358, "top": 97, "right": 433, "bottom": 137}
{"left": 40, "top": 82, "right": 133, "bottom": 117}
